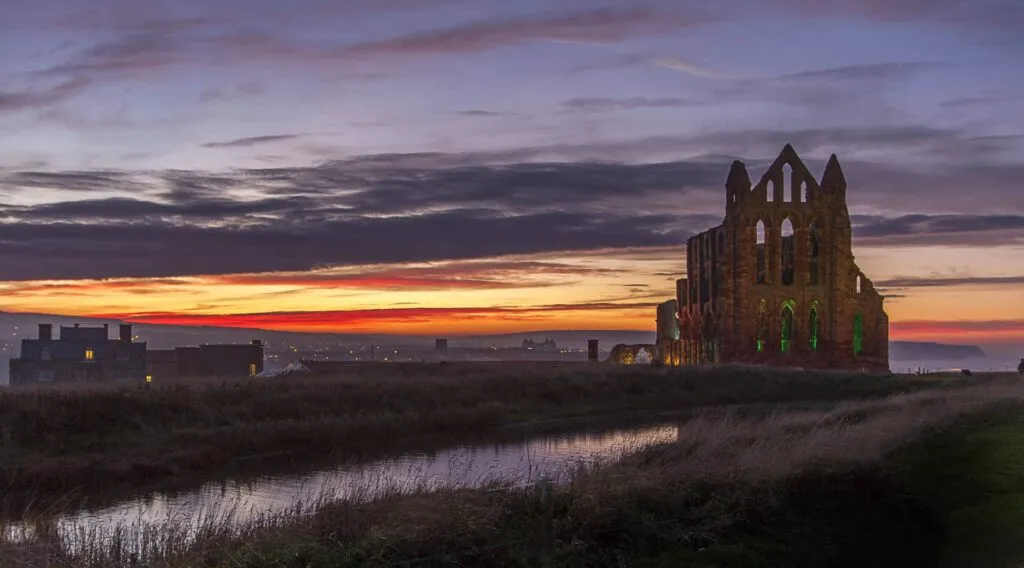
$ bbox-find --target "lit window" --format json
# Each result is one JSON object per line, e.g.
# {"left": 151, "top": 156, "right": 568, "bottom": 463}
{"left": 249, "top": 363, "right": 258, "bottom": 376}
{"left": 85, "top": 348, "right": 95, "bottom": 361}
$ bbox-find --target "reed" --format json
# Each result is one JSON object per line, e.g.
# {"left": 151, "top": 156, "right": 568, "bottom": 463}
{"left": 3, "top": 378, "right": 1021, "bottom": 567}
{"left": 0, "top": 363, "right": 964, "bottom": 498}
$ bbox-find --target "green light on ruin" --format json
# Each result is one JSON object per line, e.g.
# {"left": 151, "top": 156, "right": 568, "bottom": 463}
{"left": 780, "top": 301, "right": 794, "bottom": 353}
{"left": 809, "top": 308, "right": 819, "bottom": 351}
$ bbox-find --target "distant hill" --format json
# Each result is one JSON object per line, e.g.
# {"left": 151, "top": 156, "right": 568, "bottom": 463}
{"left": 448, "top": 330, "right": 656, "bottom": 349}
{"left": 890, "top": 341, "right": 986, "bottom": 361}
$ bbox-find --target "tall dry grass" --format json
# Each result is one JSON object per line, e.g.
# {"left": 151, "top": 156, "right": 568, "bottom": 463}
{"left": 0, "top": 363, "right": 953, "bottom": 498}
{"left": 1, "top": 379, "right": 1020, "bottom": 567}
{"left": 600, "top": 380, "right": 1024, "bottom": 483}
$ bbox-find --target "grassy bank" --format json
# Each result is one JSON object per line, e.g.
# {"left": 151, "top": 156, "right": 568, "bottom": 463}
{"left": 3, "top": 379, "right": 1022, "bottom": 567}
{"left": 0, "top": 363, "right": 953, "bottom": 498}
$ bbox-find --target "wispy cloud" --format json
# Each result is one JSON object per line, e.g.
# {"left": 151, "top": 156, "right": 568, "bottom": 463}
{"left": 874, "top": 275, "right": 1024, "bottom": 288}
{"left": 561, "top": 96, "right": 699, "bottom": 112}
{"left": 643, "top": 55, "right": 747, "bottom": 79}
{"left": 199, "top": 81, "right": 265, "bottom": 103}
{"left": 345, "top": 9, "right": 702, "bottom": 57}
{"left": 201, "top": 134, "right": 303, "bottom": 149}
{"left": 0, "top": 77, "right": 91, "bottom": 113}
{"left": 99, "top": 300, "right": 664, "bottom": 330}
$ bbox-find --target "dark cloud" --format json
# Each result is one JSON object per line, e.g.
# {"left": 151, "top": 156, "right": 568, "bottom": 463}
{"left": 1, "top": 126, "right": 1021, "bottom": 280}
{"left": 202, "top": 134, "right": 304, "bottom": 149}
{"left": 768, "top": 62, "right": 945, "bottom": 84}
{"left": 0, "top": 210, "right": 691, "bottom": 281}
{"left": 853, "top": 214, "right": 1024, "bottom": 241}
{"left": 2, "top": 170, "right": 136, "bottom": 192}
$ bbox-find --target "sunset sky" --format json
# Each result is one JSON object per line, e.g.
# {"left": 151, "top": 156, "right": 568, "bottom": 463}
{"left": 0, "top": 0, "right": 1022, "bottom": 343}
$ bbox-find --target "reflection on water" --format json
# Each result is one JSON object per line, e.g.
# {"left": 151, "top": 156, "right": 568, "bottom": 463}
{"left": 5, "top": 424, "right": 678, "bottom": 549}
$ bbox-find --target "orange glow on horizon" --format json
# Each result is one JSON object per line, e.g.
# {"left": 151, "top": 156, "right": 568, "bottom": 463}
{"left": 0, "top": 246, "right": 1019, "bottom": 343}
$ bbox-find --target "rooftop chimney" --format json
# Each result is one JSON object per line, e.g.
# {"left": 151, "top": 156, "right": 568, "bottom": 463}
{"left": 39, "top": 324, "right": 52, "bottom": 341}
{"left": 120, "top": 324, "right": 132, "bottom": 343}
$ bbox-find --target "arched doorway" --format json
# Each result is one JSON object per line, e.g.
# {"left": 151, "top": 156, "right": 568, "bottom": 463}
{"left": 781, "top": 302, "right": 795, "bottom": 353}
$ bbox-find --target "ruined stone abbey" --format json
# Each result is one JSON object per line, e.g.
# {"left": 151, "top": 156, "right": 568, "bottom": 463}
{"left": 657, "top": 144, "right": 889, "bottom": 372}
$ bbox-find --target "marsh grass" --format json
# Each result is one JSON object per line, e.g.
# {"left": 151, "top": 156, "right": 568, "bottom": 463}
{"left": 3, "top": 379, "right": 1022, "bottom": 567}
{"left": 0, "top": 363, "right": 959, "bottom": 498}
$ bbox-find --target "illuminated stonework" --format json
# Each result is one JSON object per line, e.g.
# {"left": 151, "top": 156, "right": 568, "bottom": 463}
{"left": 668, "top": 144, "right": 889, "bottom": 372}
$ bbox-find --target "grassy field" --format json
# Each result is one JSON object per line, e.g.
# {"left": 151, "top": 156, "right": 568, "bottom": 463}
{"left": 2, "top": 376, "right": 1022, "bottom": 567}
{"left": 0, "top": 362, "right": 962, "bottom": 500}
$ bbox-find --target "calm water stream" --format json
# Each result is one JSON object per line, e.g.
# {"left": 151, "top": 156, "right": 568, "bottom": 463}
{"left": 4, "top": 423, "right": 679, "bottom": 550}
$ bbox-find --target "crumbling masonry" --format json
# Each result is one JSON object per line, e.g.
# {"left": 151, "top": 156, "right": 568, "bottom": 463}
{"left": 658, "top": 144, "right": 889, "bottom": 372}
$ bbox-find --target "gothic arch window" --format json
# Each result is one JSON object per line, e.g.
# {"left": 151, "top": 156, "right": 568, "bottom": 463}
{"left": 801, "top": 181, "right": 809, "bottom": 203}
{"left": 755, "top": 220, "right": 767, "bottom": 284}
{"left": 780, "top": 302, "right": 795, "bottom": 352}
{"left": 809, "top": 220, "right": 820, "bottom": 286}
{"left": 856, "top": 274, "right": 862, "bottom": 294}
{"left": 781, "top": 218, "right": 795, "bottom": 286}
{"left": 782, "top": 163, "right": 793, "bottom": 203}
{"left": 853, "top": 313, "right": 864, "bottom": 355}
{"left": 766, "top": 180, "right": 775, "bottom": 202}
{"left": 808, "top": 307, "right": 819, "bottom": 351}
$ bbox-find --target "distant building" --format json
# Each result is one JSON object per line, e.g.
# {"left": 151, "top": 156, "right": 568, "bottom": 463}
{"left": 9, "top": 323, "right": 147, "bottom": 385}
{"left": 146, "top": 340, "right": 265, "bottom": 380}
{"left": 435, "top": 338, "right": 448, "bottom": 354}
{"left": 522, "top": 338, "right": 558, "bottom": 352}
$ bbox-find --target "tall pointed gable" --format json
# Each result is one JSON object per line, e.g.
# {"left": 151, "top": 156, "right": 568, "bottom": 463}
{"left": 820, "top": 153, "right": 847, "bottom": 191}
{"left": 726, "top": 160, "right": 751, "bottom": 190}
{"left": 753, "top": 143, "right": 821, "bottom": 193}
